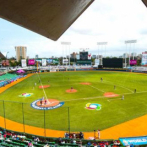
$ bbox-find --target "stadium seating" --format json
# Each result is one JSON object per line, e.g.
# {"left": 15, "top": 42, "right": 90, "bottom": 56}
{"left": 0, "top": 73, "right": 26, "bottom": 87}
{"left": 0, "top": 128, "right": 121, "bottom": 147}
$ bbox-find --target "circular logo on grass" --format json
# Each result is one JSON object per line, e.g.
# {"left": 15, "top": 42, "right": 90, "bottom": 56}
{"left": 19, "top": 93, "right": 33, "bottom": 97}
{"left": 31, "top": 99, "right": 64, "bottom": 110}
{"left": 86, "top": 103, "right": 101, "bottom": 110}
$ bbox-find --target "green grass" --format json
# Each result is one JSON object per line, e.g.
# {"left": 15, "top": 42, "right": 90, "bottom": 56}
{"left": 0, "top": 71, "right": 147, "bottom": 132}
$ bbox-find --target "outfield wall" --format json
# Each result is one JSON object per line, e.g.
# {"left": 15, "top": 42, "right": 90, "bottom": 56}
{"left": 7, "top": 66, "right": 147, "bottom": 74}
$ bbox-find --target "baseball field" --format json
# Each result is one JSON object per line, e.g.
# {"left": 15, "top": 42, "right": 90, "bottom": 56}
{"left": 0, "top": 71, "right": 147, "bottom": 133}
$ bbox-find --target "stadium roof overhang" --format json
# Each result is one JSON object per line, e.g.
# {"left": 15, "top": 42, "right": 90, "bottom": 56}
{"left": 142, "top": 0, "right": 147, "bottom": 7}
{"left": 0, "top": 0, "right": 94, "bottom": 41}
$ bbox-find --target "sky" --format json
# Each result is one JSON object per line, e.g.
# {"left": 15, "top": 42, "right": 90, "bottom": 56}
{"left": 0, "top": 0, "right": 147, "bottom": 58}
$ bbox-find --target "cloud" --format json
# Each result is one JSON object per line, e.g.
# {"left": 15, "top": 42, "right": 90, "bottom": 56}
{"left": 1, "top": 0, "right": 147, "bottom": 58}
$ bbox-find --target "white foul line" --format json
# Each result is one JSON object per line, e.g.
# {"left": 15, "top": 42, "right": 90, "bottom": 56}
{"left": 88, "top": 85, "right": 105, "bottom": 93}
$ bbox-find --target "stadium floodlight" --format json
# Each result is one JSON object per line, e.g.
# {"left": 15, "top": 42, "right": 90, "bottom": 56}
{"left": 61, "top": 42, "right": 71, "bottom": 66}
{"left": 61, "top": 42, "right": 71, "bottom": 45}
{"left": 80, "top": 48, "right": 89, "bottom": 51}
{"left": 125, "top": 40, "right": 137, "bottom": 44}
{"left": 6, "top": 52, "right": 9, "bottom": 59}
{"left": 125, "top": 40, "right": 137, "bottom": 66}
{"left": 97, "top": 42, "right": 108, "bottom": 60}
{"left": 97, "top": 42, "right": 108, "bottom": 45}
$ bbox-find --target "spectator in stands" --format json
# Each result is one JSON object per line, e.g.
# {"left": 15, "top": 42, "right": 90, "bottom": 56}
{"left": 79, "top": 132, "right": 84, "bottom": 139}
{"left": 0, "top": 133, "right": 4, "bottom": 140}
{"left": 28, "top": 141, "right": 33, "bottom": 147}
{"left": 3, "top": 133, "right": 6, "bottom": 140}
{"left": 61, "top": 140, "right": 65, "bottom": 144}
{"left": 58, "top": 137, "right": 62, "bottom": 145}
{"left": 92, "top": 142, "right": 97, "bottom": 147}
{"left": 65, "top": 132, "right": 69, "bottom": 138}
{"left": 113, "top": 140, "right": 120, "bottom": 146}
{"left": 73, "top": 139, "right": 76, "bottom": 144}
{"left": 87, "top": 141, "right": 91, "bottom": 147}
{"left": 130, "top": 144, "right": 134, "bottom": 147}
{"left": 34, "top": 136, "right": 40, "bottom": 142}
{"left": 44, "top": 144, "right": 49, "bottom": 147}
{"left": 73, "top": 133, "right": 76, "bottom": 139}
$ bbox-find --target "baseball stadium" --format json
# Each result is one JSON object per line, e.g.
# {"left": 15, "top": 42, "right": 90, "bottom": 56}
{"left": 1, "top": 0, "right": 147, "bottom": 147}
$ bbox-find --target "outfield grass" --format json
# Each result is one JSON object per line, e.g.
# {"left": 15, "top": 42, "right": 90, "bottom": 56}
{"left": 0, "top": 71, "right": 147, "bottom": 132}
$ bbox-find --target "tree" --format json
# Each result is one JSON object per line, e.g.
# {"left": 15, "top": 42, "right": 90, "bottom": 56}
{"left": 137, "top": 60, "right": 141, "bottom": 66}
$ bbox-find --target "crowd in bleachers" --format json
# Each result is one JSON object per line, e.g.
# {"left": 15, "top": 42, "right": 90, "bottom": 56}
{"left": 0, "top": 128, "right": 121, "bottom": 147}
{"left": 0, "top": 71, "right": 5, "bottom": 76}
{"left": 0, "top": 73, "right": 26, "bottom": 87}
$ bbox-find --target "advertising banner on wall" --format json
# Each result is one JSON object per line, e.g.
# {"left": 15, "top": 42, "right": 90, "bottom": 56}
{"left": 21, "top": 59, "right": 27, "bottom": 67}
{"left": 119, "top": 136, "right": 147, "bottom": 146}
{"left": 42, "top": 59, "right": 46, "bottom": 66}
{"left": 35, "top": 59, "right": 42, "bottom": 63}
{"left": 28, "top": 59, "right": 35, "bottom": 65}
{"left": 63, "top": 59, "right": 68, "bottom": 64}
{"left": 130, "top": 60, "right": 137, "bottom": 65}
{"left": 53, "top": 59, "right": 59, "bottom": 64}
{"left": 47, "top": 59, "right": 53, "bottom": 64}
{"left": 141, "top": 52, "right": 147, "bottom": 65}
{"left": 2, "top": 60, "right": 9, "bottom": 66}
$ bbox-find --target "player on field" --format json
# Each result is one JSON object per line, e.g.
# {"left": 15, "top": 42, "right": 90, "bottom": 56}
{"left": 97, "top": 130, "right": 100, "bottom": 139}
{"left": 122, "top": 95, "right": 124, "bottom": 100}
{"left": 101, "top": 78, "right": 103, "bottom": 82}
{"left": 114, "top": 85, "right": 116, "bottom": 90}
{"left": 44, "top": 99, "right": 47, "bottom": 105}
{"left": 40, "top": 100, "right": 42, "bottom": 106}
{"left": 134, "top": 89, "right": 136, "bottom": 93}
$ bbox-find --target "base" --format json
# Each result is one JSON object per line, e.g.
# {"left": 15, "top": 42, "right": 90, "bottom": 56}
{"left": 104, "top": 92, "right": 119, "bottom": 98}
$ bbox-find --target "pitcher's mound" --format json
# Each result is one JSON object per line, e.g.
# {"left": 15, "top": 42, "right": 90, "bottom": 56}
{"left": 36, "top": 99, "right": 59, "bottom": 108}
{"left": 80, "top": 82, "right": 91, "bottom": 85}
{"left": 39, "top": 85, "right": 50, "bottom": 89}
{"left": 104, "top": 92, "right": 119, "bottom": 97}
{"left": 66, "top": 89, "right": 77, "bottom": 93}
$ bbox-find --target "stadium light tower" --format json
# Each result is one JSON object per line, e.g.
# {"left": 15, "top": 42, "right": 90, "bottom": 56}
{"left": 6, "top": 52, "right": 9, "bottom": 59}
{"left": 80, "top": 48, "right": 89, "bottom": 51}
{"left": 97, "top": 42, "right": 108, "bottom": 65}
{"left": 61, "top": 42, "right": 71, "bottom": 66}
{"left": 125, "top": 40, "right": 137, "bottom": 66}
{"left": 97, "top": 42, "right": 108, "bottom": 58}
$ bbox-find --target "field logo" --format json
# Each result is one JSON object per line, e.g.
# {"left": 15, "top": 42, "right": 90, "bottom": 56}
{"left": 19, "top": 93, "right": 33, "bottom": 97}
{"left": 86, "top": 103, "right": 101, "bottom": 111}
{"left": 31, "top": 99, "right": 64, "bottom": 110}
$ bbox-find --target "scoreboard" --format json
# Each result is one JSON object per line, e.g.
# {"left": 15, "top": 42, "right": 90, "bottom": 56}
{"left": 80, "top": 52, "right": 88, "bottom": 60}
{"left": 103, "top": 58, "right": 123, "bottom": 68}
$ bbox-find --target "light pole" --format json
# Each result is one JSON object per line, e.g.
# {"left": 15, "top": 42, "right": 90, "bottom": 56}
{"left": 6, "top": 52, "right": 9, "bottom": 72}
{"left": 97, "top": 42, "right": 108, "bottom": 65}
{"left": 61, "top": 42, "right": 71, "bottom": 66}
{"left": 6, "top": 52, "right": 9, "bottom": 59}
{"left": 125, "top": 40, "right": 137, "bottom": 66}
